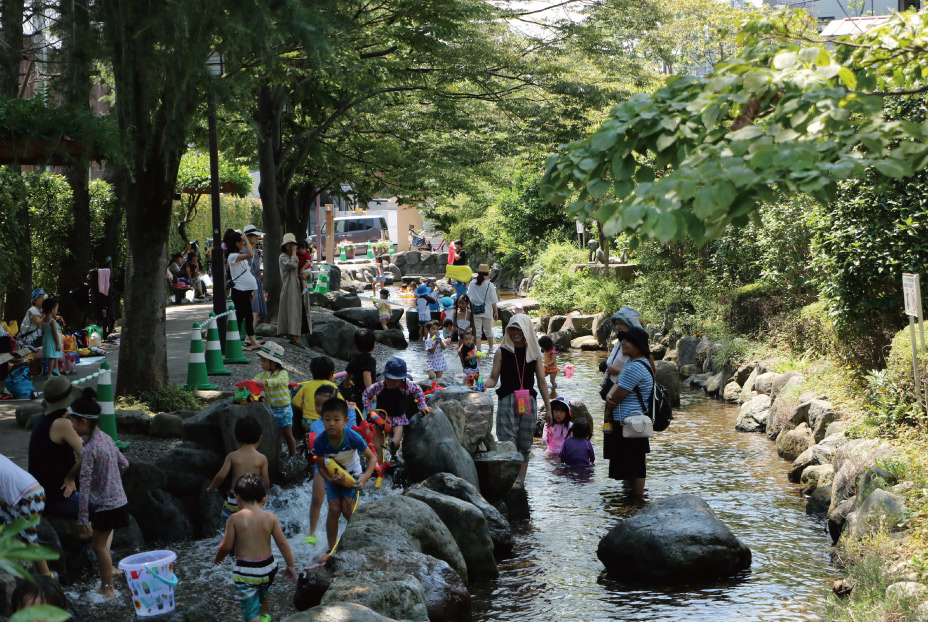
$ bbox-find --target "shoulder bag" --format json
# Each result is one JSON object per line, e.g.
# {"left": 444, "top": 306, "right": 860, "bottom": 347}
{"left": 470, "top": 281, "right": 490, "bottom": 315}
{"left": 622, "top": 359, "right": 654, "bottom": 438}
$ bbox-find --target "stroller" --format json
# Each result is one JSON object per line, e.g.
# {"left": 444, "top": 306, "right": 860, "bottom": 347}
{"left": 69, "top": 260, "right": 117, "bottom": 339}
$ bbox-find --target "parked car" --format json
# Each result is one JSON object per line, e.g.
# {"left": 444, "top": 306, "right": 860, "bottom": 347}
{"left": 309, "top": 215, "right": 390, "bottom": 257}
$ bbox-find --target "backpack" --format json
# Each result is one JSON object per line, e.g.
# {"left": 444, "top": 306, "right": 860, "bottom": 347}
{"left": 7, "top": 366, "right": 35, "bottom": 399}
{"left": 631, "top": 359, "right": 674, "bottom": 432}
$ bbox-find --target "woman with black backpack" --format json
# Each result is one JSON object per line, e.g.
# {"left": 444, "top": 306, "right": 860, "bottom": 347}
{"left": 603, "top": 325, "right": 655, "bottom": 497}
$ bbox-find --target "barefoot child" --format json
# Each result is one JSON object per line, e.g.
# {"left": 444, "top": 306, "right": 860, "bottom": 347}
{"left": 206, "top": 416, "right": 270, "bottom": 525}
{"left": 302, "top": 383, "right": 337, "bottom": 545}
{"left": 0, "top": 454, "right": 54, "bottom": 578}
{"left": 424, "top": 321, "right": 449, "bottom": 380}
{"left": 291, "top": 356, "right": 341, "bottom": 434}
{"left": 458, "top": 330, "right": 480, "bottom": 385}
{"left": 40, "top": 298, "right": 62, "bottom": 378}
{"left": 71, "top": 389, "right": 129, "bottom": 602}
{"left": 542, "top": 397, "right": 572, "bottom": 455}
{"left": 215, "top": 474, "right": 296, "bottom": 622}
{"left": 375, "top": 289, "right": 392, "bottom": 330}
{"left": 253, "top": 343, "right": 297, "bottom": 458}
{"left": 362, "top": 357, "right": 430, "bottom": 460}
{"left": 313, "top": 398, "right": 378, "bottom": 552}
{"left": 539, "top": 335, "right": 559, "bottom": 391}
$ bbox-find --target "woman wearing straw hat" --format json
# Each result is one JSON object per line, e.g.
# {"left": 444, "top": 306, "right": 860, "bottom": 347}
{"left": 278, "top": 233, "right": 310, "bottom": 348}
{"left": 467, "top": 264, "right": 499, "bottom": 353}
{"left": 27, "top": 376, "right": 83, "bottom": 518}
{"left": 243, "top": 225, "right": 268, "bottom": 328}
{"left": 223, "top": 229, "right": 263, "bottom": 351}
{"left": 485, "top": 314, "right": 552, "bottom": 482}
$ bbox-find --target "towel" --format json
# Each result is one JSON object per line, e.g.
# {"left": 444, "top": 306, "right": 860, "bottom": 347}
{"left": 97, "top": 268, "right": 111, "bottom": 296}
{"left": 500, "top": 313, "right": 542, "bottom": 363}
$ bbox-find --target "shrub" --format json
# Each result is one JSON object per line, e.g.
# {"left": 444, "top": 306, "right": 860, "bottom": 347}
{"left": 864, "top": 322, "right": 928, "bottom": 430}
{"left": 722, "top": 281, "right": 790, "bottom": 336}
{"left": 117, "top": 385, "right": 202, "bottom": 414}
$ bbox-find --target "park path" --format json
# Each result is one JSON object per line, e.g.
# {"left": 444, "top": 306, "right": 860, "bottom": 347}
{"left": 0, "top": 303, "right": 214, "bottom": 467}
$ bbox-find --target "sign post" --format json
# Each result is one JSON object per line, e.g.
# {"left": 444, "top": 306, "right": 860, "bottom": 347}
{"left": 903, "top": 273, "right": 926, "bottom": 409}
{"left": 575, "top": 220, "right": 586, "bottom": 249}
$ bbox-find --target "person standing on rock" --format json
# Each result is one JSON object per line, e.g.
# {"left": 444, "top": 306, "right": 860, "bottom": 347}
{"left": 604, "top": 326, "right": 654, "bottom": 496}
{"left": 468, "top": 264, "right": 499, "bottom": 353}
{"left": 485, "top": 314, "right": 552, "bottom": 482}
{"left": 278, "top": 232, "right": 310, "bottom": 348}
{"left": 243, "top": 225, "right": 267, "bottom": 329}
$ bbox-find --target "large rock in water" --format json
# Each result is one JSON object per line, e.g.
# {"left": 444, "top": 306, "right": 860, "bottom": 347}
{"left": 334, "top": 306, "right": 404, "bottom": 330}
{"left": 676, "top": 336, "right": 700, "bottom": 368}
{"left": 536, "top": 398, "right": 595, "bottom": 439}
{"left": 285, "top": 603, "right": 398, "bottom": 622}
{"left": 403, "top": 407, "right": 479, "bottom": 488}
{"left": 183, "top": 400, "right": 282, "bottom": 480}
{"left": 831, "top": 439, "right": 895, "bottom": 511}
{"left": 307, "top": 314, "right": 360, "bottom": 360}
{"left": 416, "top": 473, "right": 512, "bottom": 557}
{"left": 597, "top": 494, "right": 751, "bottom": 583}
{"left": 472, "top": 443, "right": 524, "bottom": 503}
{"left": 339, "top": 495, "right": 469, "bottom": 582}
{"left": 735, "top": 394, "right": 771, "bottom": 433}
{"left": 428, "top": 388, "right": 495, "bottom": 454}
{"left": 654, "top": 360, "right": 681, "bottom": 406}
{"left": 404, "top": 488, "right": 498, "bottom": 578}
{"left": 293, "top": 546, "right": 470, "bottom": 621}
{"left": 321, "top": 571, "right": 428, "bottom": 622}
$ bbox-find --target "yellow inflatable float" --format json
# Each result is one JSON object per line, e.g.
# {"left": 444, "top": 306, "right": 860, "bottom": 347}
{"left": 445, "top": 265, "right": 473, "bottom": 283}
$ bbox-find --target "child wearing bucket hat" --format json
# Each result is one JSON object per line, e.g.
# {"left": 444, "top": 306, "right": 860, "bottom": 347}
{"left": 361, "top": 357, "right": 430, "bottom": 460}
{"left": 253, "top": 342, "right": 297, "bottom": 459}
{"left": 415, "top": 285, "right": 433, "bottom": 340}
{"left": 69, "top": 388, "right": 129, "bottom": 602}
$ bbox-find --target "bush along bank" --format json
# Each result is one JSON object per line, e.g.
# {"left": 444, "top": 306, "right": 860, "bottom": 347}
{"left": 677, "top": 324, "right": 928, "bottom": 621}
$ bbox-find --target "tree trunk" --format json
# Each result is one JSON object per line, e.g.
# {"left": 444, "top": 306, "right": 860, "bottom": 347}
{"left": 176, "top": 195, "right": 201, "bottom": 245}
{"left": 5, "top": 171, "right": 29, "bottom": 322}
{"left": 256, "top": 86, "right": 284, "bottom": 320}
{"left": 598, "top": 222, "right": 609, "bottom": 265}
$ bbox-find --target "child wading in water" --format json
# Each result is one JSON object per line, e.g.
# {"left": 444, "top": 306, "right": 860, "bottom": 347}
{"left": 314, "top": 398, "right": 377, "bottom": 552}
{"left": 560, "top": 417, "right": 595, "bottom": 467}
{"left": 458, "top": 330, "right": 479, "bottom": 385}
{"left": 362, "top": 357, "right": 430, "bottom": 461}
{"left": 253, "top": 343, "right": 297, "bottom": 458}
{"left": 41, "top": 298, "right": 62, "bottom": 378}
{"left": 302, "top": 384, "right": 338, "bottom": 545}
{"left": 70, "top": 388, "right": 129, "bottom": 602}
{"left": 539, "top": 335, "right": 559, "bottom": 391}
{"left": 542, "top": 397, "right": 573, "bottom": 455}
{"left": 207, "top": 416, "right": 270, "bottom": 525}
{"left": 375, "top": 289, "right": 392, "bottom": 330}
{"left": 424, "top": 320, "right": 449, "bottom": 380}
{"left": 215, "top": 474, "right": 296, "bottom": 622}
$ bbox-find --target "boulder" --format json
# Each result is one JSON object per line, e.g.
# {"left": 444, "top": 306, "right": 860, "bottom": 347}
{"left": 776, "top": 422, "right": 814, "bottom": 461}
{"left": 373, "top": 329, "right": 408, "bottom": 349}
{"left": 704, "top": 371, "right": 725, "bottom": 397}
{"left": 24, "top": 412, "right": 42, "bottom": 430}
{"left": 788, "top": 430, "right": 847, "bottom": 482}
{"left": 826, "top": 421, "right": 849, "bottom": 438}
{"left": 428, "top": 388, "right": 495, "bottom": 455}
{"left": 687, "top": 373, "right": 712, "bottom": 389}
{"left": 183, "top": 400, "right": 282, "bottom": 481}
{"left": 111, "top": 514, "right": 146, "bottom": 556}
{"left": 121, "top": 460, "right": 168, "bottom": 498}
{"left": 739, "top": 368, "right": 759, "bottom": 404}
{"left": 885, "top": 581, "right": 928, "bottom": 602}
{"left": 548, "top": 330, "right": 572, "bottom": 352}
{"left": 702, "top": 341, "right": 724, "bottom": 373}
{"left": 472, "top": 445, "right": 524, "bottom": 503}
{"left": 806, "top": 400, "right": 837, "bottom": 443}
{"left": 160, "top": 442, "right": 224, "bottom": 480}
{"left": 570, "top": 335, "right": 601, "bottom": 350}
{"left": 325, "top": 291, "right": 362, "bottom": 310}
{"left": 843, "top": 489, "right": 907, "bottom": 540}
{"left": 694, "top": 336, "right": 711, "bottom": 368}
{"left": 128, "top": 489, "right": 193, "bottom": 544}
{"left": 735, "top": 394, "right": 771, "bottom": 433}
{"left": 496, "top": 477, "right": 530, "bottom": 523}
{"left": 320, "top": 572, "right": 428, "bottom": 621}
{"left": 287, "top": 603, "right": 398, "bottom": 622}
{"left": 339, "top": 496, "right": 468, "bottom": 582}
{"left": 770, "top": 371, "right": 804, "bottom": 399}
{"left": 405, "top": 488, "right": 498, "bottom": 578}
{"left": 116, "top": 409, "right": 151, "bottom": 434}
{"left": 675, "top": 336, "right": 700, "bottom": 368}
{"left": 403, "top": 408, "right": 479, "bottom": 488}
{"left": 722, "top": 382, "right": 742, "bottom": 403}
{"left": 294, "top": 547, "right": 469, "bottom": 621}
{"left": 654, "top": 360, "right": 681, "bottom": 407}
{"left": 14, "top": 403, "right": 43, "bottom": 428}
{"left": 596, "top": 318, "right": 615, "bottom": 351}
{"left": 308, "top": 315, "right": 360, "bottom": 361}
{"left": 679, "top": 364, "right": 700, "bottom": 379}
{"left": 831, "top": 439, "right": 895, "bottom": 511}
{"left": 416, "top": 473, "right": 512, "bottom": 557}
{"left": 732, "top": 363, "right": 756, "bottom": 387}
{"left": 754, "top": 372, "right": 777, "bottom": 396}
{"left": 597, "top": 494, "right": 751, "bottom": 583}
{"left": 334, "top": 306, "right": 403, "bottom": 330}
{"left": 148, "top": 413, "right": 183, "bottom": 438}
{"left": 827, "top": 496, "right": 857, "bottom": 543}
{"left": 563, "top": 313, "right": 596, "bottom": 337}
{"left": 799, "top": 464, "right": 835, "bottom": 495}
{"left": 806, "top": 484, "right": 833, "bottom": 515}
{"left": 547, "top": 315, "right": 567, "bottom": 334}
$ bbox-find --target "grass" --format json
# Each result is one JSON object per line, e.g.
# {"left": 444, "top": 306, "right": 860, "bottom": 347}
{"left": 115, "top": 385, "right": 203, "bottom": 415}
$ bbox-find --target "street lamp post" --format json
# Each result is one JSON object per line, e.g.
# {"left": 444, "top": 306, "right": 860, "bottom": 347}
{"left": 206, "top": 51, "right": 227, "bottom": 346}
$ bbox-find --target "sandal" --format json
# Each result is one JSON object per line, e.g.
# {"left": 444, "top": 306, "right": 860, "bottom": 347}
{"left": 289, "top": 340, "right": 305, "bottom": 349}
{"left": 242, "top": 345, "right": 255, "bottom": 352}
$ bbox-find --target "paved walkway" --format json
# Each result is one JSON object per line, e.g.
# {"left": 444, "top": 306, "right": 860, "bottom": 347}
{"left": 0, "top": 302, "right": 215, "bottom": 466}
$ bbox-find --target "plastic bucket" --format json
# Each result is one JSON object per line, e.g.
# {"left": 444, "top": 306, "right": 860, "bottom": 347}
{"left": 118, "top": 550, "right": 179, "bottom": 617}
{"left": 563, "top": 364, "right": 575, "bottom": 379}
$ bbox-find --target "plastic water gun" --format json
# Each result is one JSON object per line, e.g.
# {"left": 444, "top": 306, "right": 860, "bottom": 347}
{"left": 374, "top": 459, "right": 391, "bottom": 489}
{"left": 305, "top": 432, "right": 318, "bottom": 458}
{"left": 423, "top": 382, "right": 447, "bottom": 399}
{"left": 475, "top": 351, "right": 488, "bottom": 357}
{"left": 334, "top": 371, "right": 347, "bottom": 380}
{"left": 235, "top": 380, "right": 265, "bottom": 396}
{"left": 477, "top": 376, "right": 485, "bottom": 392}
{"left": 352, "top": 418, "right": 375, "bottom": 446}
{"left": 367, "top": 409, "right": 393, "bottom": 434}
{"left": 324, "top": 458, "right": 357, "bottom": 488}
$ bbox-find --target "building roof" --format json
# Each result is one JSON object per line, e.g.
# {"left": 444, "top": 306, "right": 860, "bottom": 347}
{"left": 820, "top": 15, "right": 892, "bottom": 38}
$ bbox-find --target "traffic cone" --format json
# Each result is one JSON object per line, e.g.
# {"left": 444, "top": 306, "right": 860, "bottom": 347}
{"left": 223, "top": 309, "right": 250, "bottom": 364}
{"left": 204, "top": 313, "right": 231, "bottom": 376}
{"left": 366, "top": 245, "right": 374, "bottom": 259}
{"left": 96, "top": 361, "right": 129, "bottom": 449}
{"left": 184, "top": 322, "right": 218, "bottom": 390}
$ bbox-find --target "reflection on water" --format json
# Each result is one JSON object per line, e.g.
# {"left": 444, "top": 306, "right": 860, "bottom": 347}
{"left": 70, "top": 332, "right": 836, "bottom": 621}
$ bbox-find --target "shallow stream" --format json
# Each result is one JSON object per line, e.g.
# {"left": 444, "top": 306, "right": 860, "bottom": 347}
{"left": 71, "top": 334, "right": 837, "bottom": 621}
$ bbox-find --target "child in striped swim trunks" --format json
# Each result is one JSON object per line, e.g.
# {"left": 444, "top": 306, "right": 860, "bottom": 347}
{"left": 206, "top": 416, "right": 270, "bottom": 527}
{"left": 253, "top": 343, "right": 297, "bottom": 459}
{"left": 215, "top": 474, "right": 295, "bottom": 622}
{"left": 0, "top": 454, "right": 53, "bottom": 578}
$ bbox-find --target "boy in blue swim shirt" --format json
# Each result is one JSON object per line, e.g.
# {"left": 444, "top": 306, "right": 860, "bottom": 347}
{"left": 313, "top": 398, "right": 377, "bottom": 551}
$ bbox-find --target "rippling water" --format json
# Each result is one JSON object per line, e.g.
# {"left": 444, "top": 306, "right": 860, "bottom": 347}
{"left": 70, "top": 331, "right": 837, "bottom": 621}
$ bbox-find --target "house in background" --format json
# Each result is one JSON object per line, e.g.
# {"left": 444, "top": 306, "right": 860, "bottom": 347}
{"left": 762, "top": 0, "right": 920, "bottom": 27}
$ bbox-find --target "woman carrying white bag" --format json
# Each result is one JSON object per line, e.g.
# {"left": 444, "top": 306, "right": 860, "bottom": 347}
{"left": 603, "top": 325, "right": 655, "bottom": 497}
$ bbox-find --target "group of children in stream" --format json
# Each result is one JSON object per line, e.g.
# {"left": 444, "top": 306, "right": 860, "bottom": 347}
{"left": 0, "top": 313, "right": 593, "bottom": 622}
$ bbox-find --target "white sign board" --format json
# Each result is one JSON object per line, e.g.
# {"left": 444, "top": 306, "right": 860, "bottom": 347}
{"left": 575, "top": 220, "right": 586, "bottom": 234}
{"left": 903, "top": 273, "right": 920, "bottom": 317}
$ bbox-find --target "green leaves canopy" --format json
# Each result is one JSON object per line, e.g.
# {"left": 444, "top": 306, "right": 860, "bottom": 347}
{"left": 541, "top": 10, "right": 928, "bottom": 246}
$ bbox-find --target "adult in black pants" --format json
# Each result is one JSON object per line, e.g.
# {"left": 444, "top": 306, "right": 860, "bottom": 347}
{"left": 223, "top": 229, "right": 263, "bottom": 351}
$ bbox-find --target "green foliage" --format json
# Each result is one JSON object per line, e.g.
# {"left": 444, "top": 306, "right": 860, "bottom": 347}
{"left": 496, "top": 174, "right": 574, "bottom": 261}
{"left": 541, "top": 10, "right": 928, "bottom": 247}
{"left": 26, "top": 173, "right": 73, "bottom": 296}
{"left": 168, "top": 195, "right": 262, "bottom": 254}
{"left": 176, "top": 152, "right": 253, "bottom": 196}
{"left": 864, "top": 322, "right": 928, "bottom": 429}
{"left": 0, "top": 168, "right": 27, "bottom": 290}
{"left": 117, "top": 385, "right": 202, "bottom": 414}
{"left": 768, "top": 301, "right": 839, "bottom": 359}
{"left": 0, "top": 516, "right": 69, "bottom": 622}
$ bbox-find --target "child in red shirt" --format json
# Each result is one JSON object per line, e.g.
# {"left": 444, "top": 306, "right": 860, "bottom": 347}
{"left": 297, "top": 240, "right": 313, "bottom": 294}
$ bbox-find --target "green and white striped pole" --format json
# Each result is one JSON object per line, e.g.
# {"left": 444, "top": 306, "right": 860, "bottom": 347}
{"left": 183, "top": 322, "right": 218, "bottom": 390}
{"left": 204, "top": 313, "right": 231, "bottom": 376}
{"left": 96, "top": 361, "right": 129, "bottom": 449}
{"left": 223, "top": 309, "right": 250, "bottom": 364}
